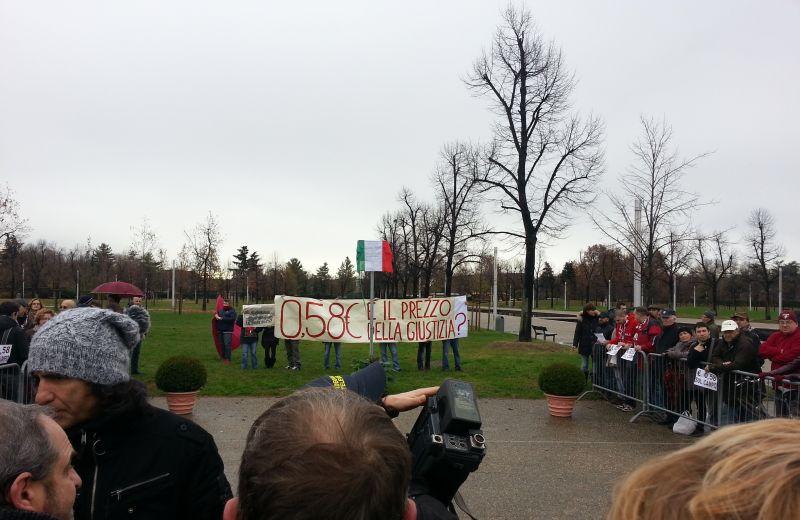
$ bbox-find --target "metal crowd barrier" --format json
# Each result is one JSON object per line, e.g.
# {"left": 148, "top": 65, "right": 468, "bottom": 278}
{"left": 0, "top": 361, "right": 36, "bottom": 404}
{"left": 580, "top": 343, "right": 800, "bottom": 430}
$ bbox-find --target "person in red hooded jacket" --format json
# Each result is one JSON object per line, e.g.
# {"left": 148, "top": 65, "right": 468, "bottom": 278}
{"left": 759, "top": 310, "right": 800, "bottom": 371}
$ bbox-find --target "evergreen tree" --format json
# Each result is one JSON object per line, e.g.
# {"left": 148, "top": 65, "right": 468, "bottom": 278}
{"left": 336, "top": 257, "right": 355, "bottom": 297}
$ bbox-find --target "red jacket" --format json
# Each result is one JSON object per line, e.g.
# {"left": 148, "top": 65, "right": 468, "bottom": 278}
{"left": 631, "top": 317, "right": 662, "bottom": 353}
{"left": 759, "top": 328, "right": 800, "bottom": 370}
{"left": 609, "top": 313, "right": 638, "bottom": 345}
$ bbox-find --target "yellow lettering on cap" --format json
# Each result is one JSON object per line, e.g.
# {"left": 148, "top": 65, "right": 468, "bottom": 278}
{"left": 329, "top": 375, "right": 347, "bottom": 390}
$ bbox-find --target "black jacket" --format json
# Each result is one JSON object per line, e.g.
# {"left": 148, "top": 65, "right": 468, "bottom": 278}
{"left": 0, "top": 508, "right": 58, "bottom": 520}
{"left": 572, "top": 313, "right": 600, "bottom": 357}
{"left": 0, "top": 315, "right": 28, "bottom": 366}
{"left": 67, "top": 404, "right": 232, "bottom": 520}
{"left": 655, "top": 324, "right": 679, "bottom": 354}
{"left": 709, "top": 334, "right": 759, "bottom": 403}
{"left": 235, "top": 315, "right": 263, "bottom": 341}
{"left": 216, "top": 308, "right": 236, "bottom": 333}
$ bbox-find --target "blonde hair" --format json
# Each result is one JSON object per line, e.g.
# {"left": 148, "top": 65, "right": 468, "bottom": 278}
{"left": 608, "top": 419, "right": 800, "bottom": 519}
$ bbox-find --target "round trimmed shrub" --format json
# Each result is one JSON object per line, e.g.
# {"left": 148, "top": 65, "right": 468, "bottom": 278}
{"left": 538, "top": 363, "right": 586, "bottom": 396}
{"left": 155, "top": 356, "right": 208, "bottom": 393}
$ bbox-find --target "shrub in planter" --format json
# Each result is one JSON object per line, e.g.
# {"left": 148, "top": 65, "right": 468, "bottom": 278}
{"left": 538, "top": 363, "right": 586, "bottom": 418}
{"left": 155, "top": 356, "right": 207, "bottom": 415}
{"left": 156, "top": 356, "right": 208, "bottom": 392}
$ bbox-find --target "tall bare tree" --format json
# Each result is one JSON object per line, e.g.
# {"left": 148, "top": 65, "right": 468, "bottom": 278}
{"left": 593, "top": 116, "right": 708, "bottom": 304}
{"left": 0, "top": 185, "right": 28, "bottom": 245}
{"left": 695, "top": 232, "right": 735, "bottom": 312}
{"left": 467, "top": 6, "right": 604, "bottom": 340}
{"left": 185, "top": 212, "right": 222, "bottom": 310}
{"left": 433, "top": 142, "right": 488, "bottom": 296}
{"left": 746, "top": 208, "right": 784, "bottom": 319}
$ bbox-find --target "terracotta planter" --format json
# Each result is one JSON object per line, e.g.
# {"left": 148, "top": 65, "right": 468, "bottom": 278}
{"left": 544, "top": 393, "right": 578, "bottom": 418}
{"left": 165, "top": 391, "right": 199, "bottom": 415}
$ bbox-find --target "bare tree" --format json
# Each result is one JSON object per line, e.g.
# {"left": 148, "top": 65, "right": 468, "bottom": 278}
{"left": 397, "top": 188, "right": 422, "bottom": 296}
{"left": 417, "top": 203, "right": 446, "bottom": 297}
{"left": 184, "top": 212, "right": 222, "bottom": 311}
{"left": 660, "top": 229, "right": 693, "bottom": 306}
{"left": 432, "top": 142, "right": 488, "bottom": 295}
{"left": 0, "top": 184, "right": 28, "bottom": 245}
{"left": 593, "top": 116, "right": 708, "bottom": 304}
{"left": 695, "top": 232, "right": 735, "bottom": 312}
{"left": 746, "top": 208, "right": 784, "bottom": 320}
{"left": 466, "top": 6, "right": 604, "bottom": 340}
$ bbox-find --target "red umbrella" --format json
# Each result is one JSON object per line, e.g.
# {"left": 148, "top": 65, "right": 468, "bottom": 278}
{"left": 91, "top": 281, "right": 144, "bottom": 297}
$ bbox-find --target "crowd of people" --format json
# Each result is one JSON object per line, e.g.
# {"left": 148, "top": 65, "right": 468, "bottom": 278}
{"left": 212, "top": 298, "right": 462, "bottom": 372}
{"left": 0, "top": 298, "right": 459, "bottom": 520}
{"left": 573, "top": 301, "right": 800, "bottom": 435}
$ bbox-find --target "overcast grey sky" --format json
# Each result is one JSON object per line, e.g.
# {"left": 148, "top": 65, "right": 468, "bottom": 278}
{"left": 1, "top": 0, "right": 798, "bottom": 273}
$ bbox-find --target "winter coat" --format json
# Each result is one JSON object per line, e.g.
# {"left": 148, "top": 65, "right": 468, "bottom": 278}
{"left": 67, "top": 404, "right": 232, "bottom": 520}
{"left": 0, "top": 315, "right": 28, "bottom": 366}
{"left": 572, "top": 312, "right": 600, "bottom": 356}
{"left": 709, "top": 334, "right": 759, "bottom": 403}
{"left": 598, "top": 321, "right": 614, "bottom": 341}
{"left": 686, "top": 338, "right": 716, "bottom": 371}
{"left": 261, "top": 326, "right": 279, "bottom": 348}
{"left": 767, "top": 355, "right": 800, "bottom": 380}
{"left": 759, "top": 328, "right": 800, "bottom": 371}
{"left": 666, "top": 339, "right": 699, "bottom": 391}
{"left": 216, "top": 307, "right": 236, "bottom": 333}
{"left": 655, "top": 324, "right": 679, "bottom": 354}
{"left": 631, "top": 318, "right": 662, "bottom": 353}
{"left": 609, "top": 314, "right": 638, "bottom": 345}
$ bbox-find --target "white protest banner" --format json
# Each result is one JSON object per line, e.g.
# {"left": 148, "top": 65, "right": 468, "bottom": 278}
{"left": 693, "top": 368, "right": 718, "bottom": 391}
{"left": 621, "top": 347, "right": 636, "bottom": 361}
{"left": 274, "top": 295, "right": 469, "bottom": 343}
{"left": 0, "top": 344, "right": 11, "bottom": 364}
{"left": 606, "top": 345, "right": 621, "bottom": 357}
{"left": 242, "top": 304, "right": 275, "bottom": 328}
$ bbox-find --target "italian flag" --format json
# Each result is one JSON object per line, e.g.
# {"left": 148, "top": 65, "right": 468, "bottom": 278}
{"left": 356, "top": 240, "right": 393, "bottom": 273}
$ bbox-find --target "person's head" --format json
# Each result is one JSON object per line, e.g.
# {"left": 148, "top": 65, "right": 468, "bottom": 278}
{"left": 731, "top": 311, "right": 750, "bottom": 328}
{"left": 76, "top": 295, "right": 94, "bottom": 308}
{"left": 720, "top": 319, "right": 740, "bottom": 343}
{"left": 777, "top": 310, "right": 798, "bottom": 335}
{"left": 599, "top": 313, "right": 610, "bottom": 325}
{"left": 647, "top": 305, "right": 661, "bottom": 319}
{"left": 29, "top": 298, "right": 43, "bottom": 313}
{"left": 0, "top": 300, "right": 20, "bottom": 319}
{"left": 582, "top": 303, "right": 597, "bottom": 316}
{"left": 701, "top": 310, "right": 716, "bottom": 324}
{"left": 677, "top": 327, "right": 693, "bottom": 343}
{"left": 0, "top": 402, "right": 81, "bottom": 520}
{"left": 614, "top": 309, "right": 626, "bottom": 324}
{"left": 634, "top": 307, "right": 648, "bottom": 323}
{"left": 615, "top": 301, "right": 628, "bottom": 312}
{"left": 227, "top": 388, "right": 414, "bottom": 520}
{"left": 58, "top": 300, "right": 76, "bottom": 311}
{"left": 15, "top": 299, "right": 28, "bottom": 317}
{"left": 608, "top": 419, "right": 800, "bottom": 520}
{"left": 222, "top": 299, "right": 231, "bottom": 308}
{"left": 29, "top": 306, "right": 151, "bottom": 429}
{"left": 695, "top": 323, "right": 710, "bottom": 342}
{"left": 108, "top": 294, "right": 121, "bottom": 304}
{"left": 132, "top": 296, "right": 143, "bottom": 306}
{"left": 660, "top": 309, "right": 677, "bottom": 327}
{"left": 35, "top": 309, "right": 55, "bottom": 327}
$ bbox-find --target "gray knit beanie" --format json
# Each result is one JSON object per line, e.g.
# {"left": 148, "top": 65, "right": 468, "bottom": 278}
{"left": 29, "top": 306, "right": 151, "bottom": 385}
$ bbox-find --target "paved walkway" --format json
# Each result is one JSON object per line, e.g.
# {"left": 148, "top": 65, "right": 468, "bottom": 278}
{"left": 152, "top": 396, "right": 693, "bottom": 519}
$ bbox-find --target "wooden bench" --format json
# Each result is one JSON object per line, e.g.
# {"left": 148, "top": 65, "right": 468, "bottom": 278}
{"left": 532, "top": 325, "right": 557, "bottom": 342}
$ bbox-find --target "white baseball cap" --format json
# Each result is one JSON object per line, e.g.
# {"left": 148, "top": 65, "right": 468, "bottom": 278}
{"left": 720, "top": 319, "right": 739, "bottom": 332}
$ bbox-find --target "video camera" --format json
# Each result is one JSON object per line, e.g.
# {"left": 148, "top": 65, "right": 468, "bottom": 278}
{"left": 407, "top": 378, "right": 486, "bottom": 507}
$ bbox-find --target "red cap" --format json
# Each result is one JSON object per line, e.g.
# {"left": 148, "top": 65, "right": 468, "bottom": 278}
{"left": 778, "top": 310, "right": 797, "bottom": 323}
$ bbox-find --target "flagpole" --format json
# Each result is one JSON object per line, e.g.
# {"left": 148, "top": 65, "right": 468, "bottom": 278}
{"left": 369, "top": 271, "right": 375, "bottom": 359}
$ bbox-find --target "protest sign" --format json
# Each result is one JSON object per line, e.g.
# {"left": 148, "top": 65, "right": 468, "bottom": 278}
{"left": 693, "top": 369, "right": 718, "bottom": 391}
{"left": 242, "top": 304, "right": 275, "bottom": 327}
{"left": 621, "top": 347, "right": 636, "bottom": 361}
{"left": 0, "top": 344, "right": 11, "bottom": 364}
{"left": 274, "top": 295, "right": 468, "bottom": 343}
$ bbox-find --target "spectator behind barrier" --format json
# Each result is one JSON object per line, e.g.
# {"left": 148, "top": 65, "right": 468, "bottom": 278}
{"left": 29, "top": 306, "right": 232, "bottom": 520}
{"left": 0, "top": 401, "right": 81, "bottom": 520}
{"left": 608, "top": 419, "right": 800, "bottom": 519}
{"left": 759, "top": 310, "right": 800, "bottom": 371}
{"left": 0, "top": 300, "right": 28, "bottom": 366}
{"left": 226, "top": 385, "right": 454, "bottom": 520}
{"left": 58, "top": 300, "right": 76, "bottom": 311}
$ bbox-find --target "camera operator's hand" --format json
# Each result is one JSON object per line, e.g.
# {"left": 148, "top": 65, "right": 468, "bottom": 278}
{"left": 382, "top": 386, "right": 439, "bottom": 412}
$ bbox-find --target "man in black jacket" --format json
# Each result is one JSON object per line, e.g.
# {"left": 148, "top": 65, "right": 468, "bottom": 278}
{"left": 28, "top": 306, "right": 231, "bottom": 520}
{"left": 0, "top": 300, "right": 29, "bottom": 401}
{"left": 708, "top": 320, "right": 760, "bottom": 425}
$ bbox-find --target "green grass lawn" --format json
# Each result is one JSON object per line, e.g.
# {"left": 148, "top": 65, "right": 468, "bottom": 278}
{"left": 135, "top": 310, "right": 580, "bottom": 399}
